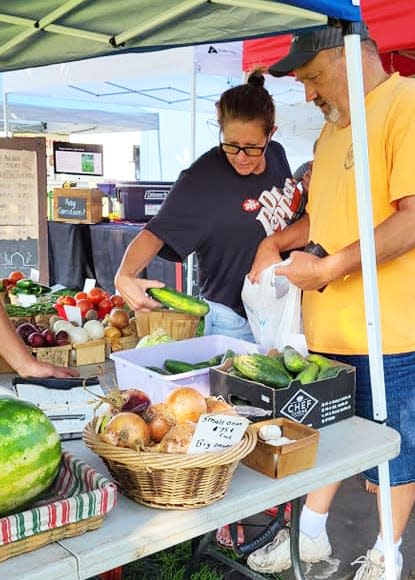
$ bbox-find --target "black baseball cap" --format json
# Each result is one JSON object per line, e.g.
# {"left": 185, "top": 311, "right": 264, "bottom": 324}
{"left": 269, "top": 22, "right": 370, "bottom": 77}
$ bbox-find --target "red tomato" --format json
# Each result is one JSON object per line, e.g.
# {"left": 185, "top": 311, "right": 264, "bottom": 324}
{"left": 87, "top": 287, "right": 106, "bottom": 306}
{"left": 76, "top": 298, "right": 94, "bottom": 317}
{"left": 110, "top": 294, "right": 125, "bottom": 308}
{"left": 97, "top": 298, "right": 113, "bottom": 319}
{"left": 8, "top": 271, "right": 25, "bottom": 283}
{"left": 56, "top": 295, "right": 76, "bottom": 307}
{"left": 75, "top": 291, "right": 88, "bottom": 301}
{"left": 1, "top": 278, "right": 14, "bottom": 289}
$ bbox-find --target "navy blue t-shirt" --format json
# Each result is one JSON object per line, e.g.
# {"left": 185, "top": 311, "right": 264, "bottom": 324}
{"left": 146, "top": 142, "right": 305, "bottom": 317}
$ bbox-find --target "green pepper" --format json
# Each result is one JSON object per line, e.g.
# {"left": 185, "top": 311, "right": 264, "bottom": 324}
{"left": 16, "top": 278, "right": 33, "bottom": 289}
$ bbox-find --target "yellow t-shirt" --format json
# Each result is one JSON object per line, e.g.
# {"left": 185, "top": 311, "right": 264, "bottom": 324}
{"left": 303, "top": 73, "right": 415, "bottom": 355}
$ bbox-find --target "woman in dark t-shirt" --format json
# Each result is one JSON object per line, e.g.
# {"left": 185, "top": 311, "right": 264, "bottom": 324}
{"left": 115, "top": 71, "right": 306, "bottom": 340}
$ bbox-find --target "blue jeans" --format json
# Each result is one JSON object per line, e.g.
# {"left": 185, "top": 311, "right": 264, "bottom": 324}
{"left": 204, "top": 300, "right": 255, "bottom": 342}
{"left": 319, "top": 351, "right": 415, "bottom": 486}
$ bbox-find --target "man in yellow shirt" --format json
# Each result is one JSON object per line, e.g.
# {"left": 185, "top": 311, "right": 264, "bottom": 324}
{"left": 247, "top": 23, "right": 415, "bottom": 580}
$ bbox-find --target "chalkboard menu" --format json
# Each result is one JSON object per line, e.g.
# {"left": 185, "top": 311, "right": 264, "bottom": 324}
{"left": 0, "top": 138, "right": 48, "bottom": 281}
{"left": 53, "top": 188, "right": 102, "bottom": 224}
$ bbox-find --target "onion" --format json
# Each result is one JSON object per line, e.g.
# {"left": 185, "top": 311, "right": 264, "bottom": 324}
{"left": 206, "top": 396, "right": 238, "bottom": 416}
{"left": 120, "top": 389, "right": 151, "bottom": 414}
{"left": 67, "top": 326, "right": 89, "bottom": 344}
{"left": 109, "top": 308, "right": 129, "bottom": 329}
{"left": 83, "top": 319, "right": 105, "bottom": 340}
{"left": 157, "top": 422, "right": 196, "bottom": 454}
{"left": 100, "top": 412, "right": 150, "bottom": 449}
{"left": 164, "top": 387, "right": 207, "bottom": 424}
{"left": 148, "top": 416, "right": 172, "bottom": 443}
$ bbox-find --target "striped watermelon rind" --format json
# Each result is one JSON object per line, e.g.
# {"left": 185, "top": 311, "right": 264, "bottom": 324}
{"left": 0, "top": 396, "right": 62, "bottom": 517}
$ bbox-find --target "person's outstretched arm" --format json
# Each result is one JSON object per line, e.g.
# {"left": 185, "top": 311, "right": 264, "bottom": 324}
{"left": 0, "top": 304, "right": 79, "bottom": 378}
{"left": 115, "top": 229, "right": 166, "bottom": 311}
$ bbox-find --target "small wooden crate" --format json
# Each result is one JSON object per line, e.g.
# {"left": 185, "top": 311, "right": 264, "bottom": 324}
{"left": 135, "top": 308, "right": 200, "bottom": 341}
{"left": 72, "top": 339, "right": 106, "bottom": 366}
{"left": 243, "top": 418, "right": 320, "bottom": 479}
{"left": 31, "top": 344, "right": 72, "bottom": 367}
{"left": 106, "top": 334, "right": 138, "bottom": 354}
{"left": 53, "top": 188, "right": 102, "bottom": 224}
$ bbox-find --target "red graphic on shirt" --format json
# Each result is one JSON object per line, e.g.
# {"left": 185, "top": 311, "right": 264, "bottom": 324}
{"left": 255, "top": 178, "right": 307, "bottom": 235}
{"left": 242, "top": 198, "right": 261, "bottom": 212}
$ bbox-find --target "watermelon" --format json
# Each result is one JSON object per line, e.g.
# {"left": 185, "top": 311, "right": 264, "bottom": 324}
{"left": 0, "top": 395, "right": 62, "bottom": 516}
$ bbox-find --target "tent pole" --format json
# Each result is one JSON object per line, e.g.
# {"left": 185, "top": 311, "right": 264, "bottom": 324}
{"left": 186, "top": 56, "right": 197, "bottom": 296}
{"left": 3, "top": 91, "right": 9, "bottom": 136}
{"left": 157, "top": 123, "right": 163, "bottom": 181}
{"left": 344, "top": 30, "right": 395, "bottom": 579}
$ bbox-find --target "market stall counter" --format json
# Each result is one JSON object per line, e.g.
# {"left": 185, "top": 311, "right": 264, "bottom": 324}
{"left": 48, "top": 221, "right": 179, "bottom": 292}
{"left": 0, "top": 359, "right": 400, "bottom": 580}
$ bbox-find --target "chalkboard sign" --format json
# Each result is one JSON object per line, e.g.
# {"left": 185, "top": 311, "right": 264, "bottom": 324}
{"left": 0, "top": 138, "right": 48, "bottom": 281}
{"left": 57, "top": 196, "right": 87, "bottom": 220}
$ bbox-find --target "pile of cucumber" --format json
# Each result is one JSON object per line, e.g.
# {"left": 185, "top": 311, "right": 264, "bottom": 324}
{"left": 228, "top": 347, "right": 344, "bottom": 389}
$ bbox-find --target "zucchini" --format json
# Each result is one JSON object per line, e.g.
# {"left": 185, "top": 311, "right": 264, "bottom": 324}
{"left": 163, "top": 359, "right": 196, "bottom": 373}
{"left": 233, "top": 354, "right": 291, "bottom": 388}
{"left": 145, "top": 365, "right": 172, "bottom": 375}
{"left": 306, "top": 353, "right": 337, "bottom": 370}
{"left": 147, "top": 286, "right": 210, "bottom": 317}
{"left": 296, "top": 362, "right": 319, "bottom": 385}
{"left": 283, "top": 345, "right": 306, "bottom": 373}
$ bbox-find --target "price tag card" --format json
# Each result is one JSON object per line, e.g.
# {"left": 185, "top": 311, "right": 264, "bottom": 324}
{"left": 187, "top": 414, "right": 250, "bottom": 455}
{"left": 50, "top": 284, "right": 66, "bottom": 292}
{"left": 83, "top": 278, "right": 96, "bottom": 293}
{"left": 63, "top": 305, "right": 82, "bottom": 327}
{"left": 30, "top": 268, "right": 40, "bottom": 282}
{"left": 18, "top": 294, "right": 38, "bottom": 307}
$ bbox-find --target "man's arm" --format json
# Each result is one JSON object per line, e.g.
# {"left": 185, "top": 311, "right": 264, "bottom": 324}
{"left": 275, "top": 196, "right": 415, "bottom": 290}
{"left": 248, "top": 214, "right": 310, "bottom": 282}
{"left": 114, "top": 229, "right": 165, "bottom": 311}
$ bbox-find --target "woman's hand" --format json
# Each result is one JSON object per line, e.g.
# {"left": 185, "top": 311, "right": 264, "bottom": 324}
{"left": 248, "top": 236, "right": 282, "bottom": 284}
{"left": 115, "top": 274, "right": 164, "bottom": 312}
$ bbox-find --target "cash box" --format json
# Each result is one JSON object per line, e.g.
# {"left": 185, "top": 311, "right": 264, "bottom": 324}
{"left": 209, "top": 363, "right": 355, "bottom": 429}
{"left": 117, "top": 181, "right": 173, "bottom": 222}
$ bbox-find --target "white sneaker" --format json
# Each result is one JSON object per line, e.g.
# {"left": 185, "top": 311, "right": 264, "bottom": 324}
{"left": 247, "top": 528, "right": 332, "bottom": 574}
{"left": 352, "top": 549, "right": 403, "bottom": 580}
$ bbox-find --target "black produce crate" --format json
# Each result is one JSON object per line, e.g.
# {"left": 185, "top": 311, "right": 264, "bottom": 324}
{"left": 117, "top": 182, "right": 173, "bottom": 222}
{"left": 209, "top": 363, "right": 355, "bottom": 429}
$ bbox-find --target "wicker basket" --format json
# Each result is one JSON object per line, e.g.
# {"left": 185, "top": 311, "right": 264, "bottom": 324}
{"left": 83, "top": 420, "right": 257, "bottom": 510}
{"left": 135, "top": 308, "right": 200, "bottom": 341}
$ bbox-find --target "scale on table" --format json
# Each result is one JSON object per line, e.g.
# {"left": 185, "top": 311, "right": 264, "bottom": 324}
{"left": 11, "top": 376, "right": 105, "bottom": 440}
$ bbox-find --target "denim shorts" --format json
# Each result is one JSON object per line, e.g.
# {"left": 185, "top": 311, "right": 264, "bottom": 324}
{"left": 320, "top": 351, "right": 415, "bottom": 486}
{"left": 204, "top": 299, "right": 255, "bottom": 343}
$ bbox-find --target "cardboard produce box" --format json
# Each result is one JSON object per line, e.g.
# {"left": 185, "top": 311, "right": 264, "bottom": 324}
{"left": 209, "top": 362, "right": 355, "bottom": 429}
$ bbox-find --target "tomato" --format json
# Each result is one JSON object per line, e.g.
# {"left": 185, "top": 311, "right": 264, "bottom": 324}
{"left": 110, "top": 294, "right": 125, "bottom": 308}
{"left": 1, "top": 278, "right": 14, "bottom": 290}
{"left": 74, "top": 291, "right": 88, "bottom": 301}
{"left": 97, "top": 298, "right": 113, "bottom": 319}
{"left": 8, "top": 271, "right": 25, "bottom": 283}
{"left": 87, "top": 287, "right": 106, "bottom": 306}
{"left": 76, "top": 298, "right": 94, "bottom": 317}
{"left": 56, "top": 295, "right": 76, "bottom": 307}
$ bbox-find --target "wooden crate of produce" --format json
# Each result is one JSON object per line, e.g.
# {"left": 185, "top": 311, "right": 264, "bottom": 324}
{"left": 31, "top": 345, "right": 72, "bottom": 367}
{"left": 53, "top": 188, "right": 102, "bottom": 224}
{"left": 72, "top": 339, "right": 106, "bottom": 366}
{"left": 105, "top": 334, "right": 138, "bottom": 353}
{"left": 135, "top": 309, "right": 199, "bottom": 341}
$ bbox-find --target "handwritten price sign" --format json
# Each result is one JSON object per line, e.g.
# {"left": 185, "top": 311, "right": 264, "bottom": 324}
{"left": 187, "top": 414, "right": 250, "bottom": 455}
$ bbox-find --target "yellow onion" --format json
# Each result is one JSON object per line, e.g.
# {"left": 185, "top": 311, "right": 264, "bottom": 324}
{"left": 206, "top": 396, "right": 238, "bottom": 416}
{"left": 164, "top": 387, "right": 207, "bottom": 424}
{"left": 100, "top": 412, "right": 150, "bottom": 450}
{"left": 157, "top": 422, "right": 196, "bottom": 454}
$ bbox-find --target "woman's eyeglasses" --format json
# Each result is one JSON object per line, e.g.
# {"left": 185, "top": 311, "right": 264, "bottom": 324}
{"left": 220, "top": 138, "right": 270, "bottom": 157}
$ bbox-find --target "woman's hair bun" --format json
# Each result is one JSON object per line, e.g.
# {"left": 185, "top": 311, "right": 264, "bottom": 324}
{"left": 247, "top": 70, "right": 265, "bottom": 89}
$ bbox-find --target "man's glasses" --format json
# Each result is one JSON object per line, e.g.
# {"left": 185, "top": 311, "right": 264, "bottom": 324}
{"left": 220, "top": 139, "right": 269, "bottom": 157}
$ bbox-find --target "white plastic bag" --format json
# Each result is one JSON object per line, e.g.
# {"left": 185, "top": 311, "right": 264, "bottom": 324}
{"left": 241, "top": 261, "right": 307, "bottom": 353}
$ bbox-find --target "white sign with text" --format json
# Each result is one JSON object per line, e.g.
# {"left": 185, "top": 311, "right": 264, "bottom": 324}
{"left": 187, "top": 414, "right": 250, "bottom": 455}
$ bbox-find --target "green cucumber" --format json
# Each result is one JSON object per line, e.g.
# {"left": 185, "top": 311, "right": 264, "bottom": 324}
{"left": 147, "top": 286, "right": 210, "bottom": 317}
{"left": 283, "top": 345, "right": 307, "bottom": 373}
{"left": 306, "top": 353, "right": 337, "bottom": 370}
{"left": 163, "top": 359, "right": 197, "bottom": 373}
{"left": 145, "top": 366, "right": 172, "bottom": 375}
{"left": 318, "top": 365, "right": 343, "bottom": 380}
{"left": 233, "top": 354, "right": 291, "bottom": 388}
{"left": 296, "top": 362, "right": 319, "bottom": 385}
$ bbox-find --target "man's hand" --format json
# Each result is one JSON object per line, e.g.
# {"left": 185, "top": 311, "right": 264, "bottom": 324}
{"left": 248, "top": 236, "right": 282, "bottom": 284}
{"left": 18, "top": 360, "right": 80, "bottom": 378}
{"left": 115, "top": 274, "right": 164, "bottom": 312}
{"left": 274, "top": 251, "right": 335, "bottom": 291}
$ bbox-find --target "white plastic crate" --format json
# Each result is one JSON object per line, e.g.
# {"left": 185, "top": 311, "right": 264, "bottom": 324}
{"left": 110, "top": 334, "right": 259, "bottom": 403}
